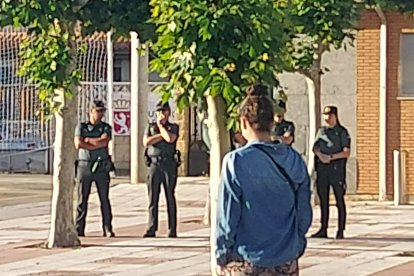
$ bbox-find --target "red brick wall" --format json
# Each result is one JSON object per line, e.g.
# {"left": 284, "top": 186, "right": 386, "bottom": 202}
{"left": 387, "top": 13, "right": 414, "bottom": 196}
{"left": 357, "top": 11, "right": 381, "bottom": 194}
{"left": 357, "top": 11, "right": 414, "bottom": 196}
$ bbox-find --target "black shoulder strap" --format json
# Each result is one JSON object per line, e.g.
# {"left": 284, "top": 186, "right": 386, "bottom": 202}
{"left": 252, "top": 144, "right": 298, "bottom": 195}
{"left": 80, "top": 122, "right": 88, "bottom": 132}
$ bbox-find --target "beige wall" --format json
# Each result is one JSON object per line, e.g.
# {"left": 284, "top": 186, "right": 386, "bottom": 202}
{"left": 113, "top": 136, "right": 130, "bottom": 175}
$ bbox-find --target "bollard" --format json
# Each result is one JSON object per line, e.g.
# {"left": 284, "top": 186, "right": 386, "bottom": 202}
{"left": 393, "top": 150, "right": 407, "bottom": 206}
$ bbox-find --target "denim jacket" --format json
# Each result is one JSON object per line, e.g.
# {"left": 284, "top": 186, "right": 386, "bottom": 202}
{"left": 215, "top": 141, "right": 312, "bottom": 267}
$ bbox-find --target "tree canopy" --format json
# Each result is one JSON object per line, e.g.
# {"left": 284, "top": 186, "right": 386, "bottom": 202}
{"left": 149, "top": 0, "right": 293, "bottom": 128}
{"left": 0, "top": 0, "right": 152, "bottom": 117}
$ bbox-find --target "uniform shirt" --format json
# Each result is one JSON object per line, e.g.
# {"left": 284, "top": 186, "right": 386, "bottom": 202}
{"left": 274, "top": 119, "right": 295, "bottom": 144}
{"left": 216, "top": 141, "right": 312, "bottom": 267}
{"left": 144, "top": 122, "right": 179, "bottom": 157}
{"left": 230, "top": 130, "right": 245, "bottom": 150}
{"left": 75, "top": 122, "right": 111, "bottom": 161}
{"left": 314, "top": 124, "right": 351, "bottom": 156}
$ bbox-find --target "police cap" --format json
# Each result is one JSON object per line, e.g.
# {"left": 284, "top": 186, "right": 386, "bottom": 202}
{"left": 155, "top": 100, "right": 170, "bottom": 112}
{"left": 90, "top": 100, "right": 106, "bottom": 111}
{"left": 323, "top": 105, "right": 338, "bottom": 116}
{"left": 274, "top": 100, "right": 286, "bottom": 116}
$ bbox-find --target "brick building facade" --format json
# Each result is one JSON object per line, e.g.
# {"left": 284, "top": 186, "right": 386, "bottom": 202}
{"left": 357, "top": 11, "right": 414, "bottom": 200}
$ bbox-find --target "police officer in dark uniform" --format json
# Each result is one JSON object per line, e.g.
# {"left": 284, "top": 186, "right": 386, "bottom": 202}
{"left": 74, "top": 101, "right": 115, "bottom": 238}
{"left": 230, "top": 130, "right": 247, "bottom": 150}
{"left": 273, "top": 101, "right": 295, "bottom": 146}
{"left": 143, "top": 101, "right": 179, "bottom": 238}
{"left": 311, "top": 106, "right": 351, "bottom": 239}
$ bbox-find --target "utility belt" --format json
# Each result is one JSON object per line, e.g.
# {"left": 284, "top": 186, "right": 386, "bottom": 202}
{"left": 144, "top": 150, "right": 181, "bottom": 167}
{"left": 315, "top": 157, "right": 347, "bottom": 171}
{"left": 75, "top": 156, "right": 115, "bottom": 175}
{"left": 150, "top": 155, "right": 174, "bottom": 163}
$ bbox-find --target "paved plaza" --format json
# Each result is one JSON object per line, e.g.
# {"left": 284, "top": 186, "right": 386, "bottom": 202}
{"left": 0, "top": 175, "right": 414, "bottom": 275}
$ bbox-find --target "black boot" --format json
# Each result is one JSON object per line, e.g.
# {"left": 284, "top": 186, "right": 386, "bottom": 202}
{"left": 311, "top": 229, "right": 328, "bottom": 238}
{"left": 168, "top": 231, "right": 177, "bottom": 238}
{"left": 143, "top": 231, "right": 156, "bottom": 238}
{"left": 336, "top": 230, "right": 344, "bottom": 240}
{"left": 103, "top": 227, "right": 115, "bottom": 238}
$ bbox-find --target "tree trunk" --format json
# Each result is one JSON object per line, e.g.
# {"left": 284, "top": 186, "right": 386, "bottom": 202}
{"left": 305, "top": 75, "right": 321, "bottom": 175}
{"left": 46, "top": 26, "right": 80, "bottom": 248}
{"left": 207, "top": 95, "right": 230, "bottom": 276}
{"left": 203, "top": 187, "right": 210, "bottom": 225}
{"left": 46, "top": 87, "right": 80, "bottom": 248}
{"left": 305, "top": 46, "right": 323, "bottom": 175}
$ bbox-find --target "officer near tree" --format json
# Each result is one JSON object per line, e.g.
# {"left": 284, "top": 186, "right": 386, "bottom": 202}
{"left": 143, "top": 101, "right": 179, "bottom": 238}
{"left": 273, "top": 100, "right": 295, "bottom": 146}
{"left": 311, "top": 106, "right": 351, "bottom": 239}
{"left": 74, "top": 100, "right": 115, "bottom": 238}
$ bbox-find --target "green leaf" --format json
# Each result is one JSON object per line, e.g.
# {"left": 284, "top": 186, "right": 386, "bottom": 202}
{"left": 210, "top": 84, "right": 220, "bottom": 97}
{"left": 162, "top": 91, "right": 171, "bottom": 103}
{"left": 223, "top": 82, "right": 234, "bottom": 102}
{"left": 248, "top": 46, "right": 256, "bottom": 58}
{"left": 227, "top": 48, "right": 239, "bottom": 59}
{"left": 196, "top": 75, "right": 212, "bottom": 94}
{"left": 50, "top": 60, "right": 57, "bottom": 71}
{"left": 296, "top": 25, "right": 305, "bottom": 33}
{"left": 177, "top": 94, "right": 190, "bottom": 110}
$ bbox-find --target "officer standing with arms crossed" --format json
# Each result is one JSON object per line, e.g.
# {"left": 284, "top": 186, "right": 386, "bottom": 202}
{"left": 74, "top": 101, "right": 115, "bottom": 238}
{"left": 273, "top": 100, "right": 295, "bottom": 146}
{"left": 311, "top": 106, "right": 351, "bottom": 239}
{"left": 143, "top": 101, "right": 179, "bottom": 238}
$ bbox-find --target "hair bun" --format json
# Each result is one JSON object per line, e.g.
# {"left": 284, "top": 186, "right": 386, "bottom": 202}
{"left": 246, "top": 84, "right": 268, "bottom": 97}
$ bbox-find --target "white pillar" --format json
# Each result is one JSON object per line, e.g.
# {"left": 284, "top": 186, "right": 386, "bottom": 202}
{"left": 394, "top": 150, "right": 407, "bottom": 206}
{"left": 375, "top": 8, "right": 388, "bottom": 201}
{"left": 393, "top": 150, "right": 400, "bottom": 206}
{"left": 130, "top": 32, "right": 140, "bottom": 184}
{"left": 107, "top": 30, "right": 114, "bottom": 158}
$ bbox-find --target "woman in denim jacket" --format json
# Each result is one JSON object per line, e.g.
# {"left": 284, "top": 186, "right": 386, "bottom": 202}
{"left": 215, "top": 85, "right": 312, "bottom": 276}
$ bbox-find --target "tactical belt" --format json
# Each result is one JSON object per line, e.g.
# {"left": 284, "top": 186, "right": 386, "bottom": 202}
{"left": 149, "top": 155, "right": 174, "bottom": 163}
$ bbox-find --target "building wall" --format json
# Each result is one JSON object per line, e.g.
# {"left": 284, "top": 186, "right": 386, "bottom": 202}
{"left": 113, "top": 136, "right": 130, "bottom": 175}
{"left": 356, "top": 11, "right": 381, "bottom": 194}
{"left": 278, "top": 37, "right": 357, "bottom": 193}
{"left": 386, "top": 13, "right": 414, "bottom": 197}
{"left": 357, "top": 11, "right": 414, "bottom": 198}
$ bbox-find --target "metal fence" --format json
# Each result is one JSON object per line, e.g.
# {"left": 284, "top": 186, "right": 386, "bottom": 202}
{"left": 0, "top": 27, "right": 109, "bottom": 172}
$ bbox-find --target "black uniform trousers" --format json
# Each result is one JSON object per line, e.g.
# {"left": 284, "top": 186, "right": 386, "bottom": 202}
{"left": 316, "top": 161, "right": 347, "bottom": 232}
{"left": 146, "top": 159, "right": 178, "bottom": 234}
{"left": 76, "top": 163, "right": 113, "bottom": 235}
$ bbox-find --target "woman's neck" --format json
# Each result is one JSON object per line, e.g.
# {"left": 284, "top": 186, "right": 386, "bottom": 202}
{"left": 247, "top": 131, "right": 272, "bottom": 143}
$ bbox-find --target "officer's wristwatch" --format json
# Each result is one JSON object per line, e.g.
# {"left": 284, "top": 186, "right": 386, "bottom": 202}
{"left": 330, "top": 154, "right": 334, "bottom": 160}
